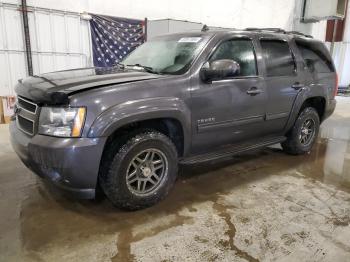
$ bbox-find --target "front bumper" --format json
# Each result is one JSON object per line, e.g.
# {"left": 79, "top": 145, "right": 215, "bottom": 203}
{"left": 9, "top": 120, "right": 107, "bottom": 199}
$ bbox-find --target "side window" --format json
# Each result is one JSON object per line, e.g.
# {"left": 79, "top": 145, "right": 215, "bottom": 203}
{"left": 295, "top": 40, "right": 334, "bottom": 73}
{"left": 210, "top": 39, "right": 257, "bottom": 77}
{"left": 260, "top": 39, "right": 296, "bottom": 77}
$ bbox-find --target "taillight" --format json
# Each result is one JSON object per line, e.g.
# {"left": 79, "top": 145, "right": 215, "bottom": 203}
{"left": 334, "top": 73, "right": 339, "bottom": 97}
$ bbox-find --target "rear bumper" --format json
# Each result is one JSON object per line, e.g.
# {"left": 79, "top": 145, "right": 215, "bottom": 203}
{"left": 323, "top": 98, "right": 336, "bottom": 121}
{"left": 9, "top": 120, "right": 107, "bottom": 199}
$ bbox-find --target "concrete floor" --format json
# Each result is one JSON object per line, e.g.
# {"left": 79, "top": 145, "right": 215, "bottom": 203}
{"left": 1, "top": 98, "right": 350, "bottom": 262}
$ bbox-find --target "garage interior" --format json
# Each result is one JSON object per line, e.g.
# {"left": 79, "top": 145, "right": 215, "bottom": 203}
{"left": 1, "top": 0, "right": 350, "bottom": 261}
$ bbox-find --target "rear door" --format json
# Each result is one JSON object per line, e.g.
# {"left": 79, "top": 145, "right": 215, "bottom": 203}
{"left": 259, "top": 39, "right": 303, "bottom": 134}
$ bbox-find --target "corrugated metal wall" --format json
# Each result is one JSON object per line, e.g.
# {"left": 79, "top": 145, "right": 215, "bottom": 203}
{"left": 0, "top": 2, "right": 92, "bottom": 96}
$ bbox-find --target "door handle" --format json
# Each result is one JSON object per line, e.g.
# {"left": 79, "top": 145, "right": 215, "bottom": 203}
{"left": 246, "top": 87, "right": 262, "bottom": 95}
{"left": 291, "top": 82, "right": 305, "bottom": 90}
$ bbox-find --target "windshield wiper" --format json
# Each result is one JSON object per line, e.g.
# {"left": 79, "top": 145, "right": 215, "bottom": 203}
{"left": 113, "top": 62, "right": 125, "bottom": 69}
{"left": 125, "top": 64, "right": 160, "bottom": 74}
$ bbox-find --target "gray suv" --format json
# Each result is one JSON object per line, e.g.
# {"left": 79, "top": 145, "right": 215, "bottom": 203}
{"left": 10, "top": 28, "right": 337, "bottom": 210}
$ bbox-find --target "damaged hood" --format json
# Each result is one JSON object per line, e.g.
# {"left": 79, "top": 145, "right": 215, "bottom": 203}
{"left": 15, "top": 67, "right": 163, "bottom": 104}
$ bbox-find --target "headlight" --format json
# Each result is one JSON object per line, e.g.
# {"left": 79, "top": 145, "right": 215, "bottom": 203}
{"left": 39, "top": 107, "right": 86, "bottom": 137}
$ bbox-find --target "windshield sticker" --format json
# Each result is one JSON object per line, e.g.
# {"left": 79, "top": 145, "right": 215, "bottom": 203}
{"left": 178, "top": 37, "right": 202, "bottom": 43}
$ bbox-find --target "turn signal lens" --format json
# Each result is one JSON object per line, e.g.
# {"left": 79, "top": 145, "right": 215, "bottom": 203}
{"left": 72, "top": 108, "right": 86, "bottom": 137}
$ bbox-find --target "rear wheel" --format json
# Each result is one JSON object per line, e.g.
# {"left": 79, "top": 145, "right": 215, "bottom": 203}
{"left": 282, "top": 107, "right": 320, "bottom": 155}
{"left": 99, "top": 130, "right": 178, "bottom": 210}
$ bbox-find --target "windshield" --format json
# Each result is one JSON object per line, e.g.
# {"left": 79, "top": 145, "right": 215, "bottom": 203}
{"left": 122, "top": 35, "right": 207, "bottom": 75}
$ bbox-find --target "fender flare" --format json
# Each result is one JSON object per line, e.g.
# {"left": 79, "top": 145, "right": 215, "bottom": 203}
{"left": 88, "top": 97, "right": 191, "bottom": 154}
{"left": 284, "top": 86, "right": 327, "bottom": 133}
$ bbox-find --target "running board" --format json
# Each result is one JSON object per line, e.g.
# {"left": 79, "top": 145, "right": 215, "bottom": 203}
{"left": 180, "top": 136, "right": 286, "bottom": 165}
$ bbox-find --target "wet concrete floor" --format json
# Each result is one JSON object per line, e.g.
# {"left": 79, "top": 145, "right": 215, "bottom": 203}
{"left": 0, "top": 97, "right": 350, "bottom": 262}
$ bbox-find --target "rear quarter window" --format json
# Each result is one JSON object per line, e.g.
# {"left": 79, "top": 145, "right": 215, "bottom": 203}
{"left": 295, "top": 40, "right": 335, "bottom": 73}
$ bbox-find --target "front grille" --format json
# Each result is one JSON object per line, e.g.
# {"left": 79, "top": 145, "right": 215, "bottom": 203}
{"left": 17, "top": 96, "right": 37, "bottom": 114}
{"left": 16, "top": 96, "right": 39, "bottom": 136}
{"left": 17, "top": 115, "right": 34, "bottom": 135}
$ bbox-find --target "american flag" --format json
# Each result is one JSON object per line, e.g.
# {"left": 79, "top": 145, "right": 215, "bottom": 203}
{"left": 90, "top": 14, "right": 146, "bottom": 67}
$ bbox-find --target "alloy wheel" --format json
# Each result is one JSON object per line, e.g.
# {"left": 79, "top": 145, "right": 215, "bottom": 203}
{"left": 126, "top": 148, "right": 168, "bottom": 196}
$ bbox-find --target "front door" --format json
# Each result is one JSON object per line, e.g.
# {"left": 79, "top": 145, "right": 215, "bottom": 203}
{"left": 190, "top": 37, "right": 267, "bottom": 154}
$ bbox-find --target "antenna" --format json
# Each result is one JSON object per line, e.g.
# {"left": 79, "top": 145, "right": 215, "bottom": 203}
{"left": 201, "top": 24, "right": 209, "bottom": 32}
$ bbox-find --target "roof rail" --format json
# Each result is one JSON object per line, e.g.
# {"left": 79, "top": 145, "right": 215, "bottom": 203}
{"left": 285, "top": 31, "right": 313, "bottom": 38}
{"left": 245, "top": 27, "right": 313, "bottom": 38}
{"left": 245, "top": 27, "right": 286, "bottom": 33}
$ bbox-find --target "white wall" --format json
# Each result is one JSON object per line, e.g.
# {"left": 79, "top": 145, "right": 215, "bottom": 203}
{"left": 332, "top": 2, "right": 350, "bottom": 87}
{"left": 2, "top": 0, "right": 327, "bottom": 33}
{"left": 0, "top": 1, "right": 91, "bottom": 96}
{"left": 0, "top": 0, "right": 330, "bottom": 96}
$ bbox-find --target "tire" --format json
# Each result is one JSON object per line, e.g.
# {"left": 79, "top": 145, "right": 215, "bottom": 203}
{"left": 282, "top": 107, "right": 320, "bottom": 155}
{"left": 99, "top": 130, "right": 178, "bottom": 210}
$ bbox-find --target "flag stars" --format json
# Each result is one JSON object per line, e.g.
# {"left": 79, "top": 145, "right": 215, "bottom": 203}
{"left": 92, "top": 16, "right": 144, "bottom": 67}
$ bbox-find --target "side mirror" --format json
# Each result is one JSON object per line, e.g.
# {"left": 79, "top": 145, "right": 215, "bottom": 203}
{"left": 200, "top": 59, "right": 240, "bottom": 82}
{"left": 305, "top": 58, "right": 315, "bottom": 72}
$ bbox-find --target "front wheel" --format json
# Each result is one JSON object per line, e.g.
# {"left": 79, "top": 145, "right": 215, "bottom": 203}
{"left": 282, "top": 107, "right": 320, "bottom": 155}
{"left": 99, "top": 130, "right": 178, "bottom": 210}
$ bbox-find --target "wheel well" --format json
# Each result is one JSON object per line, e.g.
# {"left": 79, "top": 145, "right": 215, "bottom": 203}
{"left": 300, "top": 97, "right": 326, "bottom": 120}
{"left": 104, "top": 118, "right": 185, "bottom": 157}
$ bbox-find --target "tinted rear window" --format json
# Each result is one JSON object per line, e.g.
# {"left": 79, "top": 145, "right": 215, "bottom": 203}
{"left": 260, "top": 39, "right": 296, "bottom": 77}
{"left": 295, "top": 40, "right": 334, "bottom": 73}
